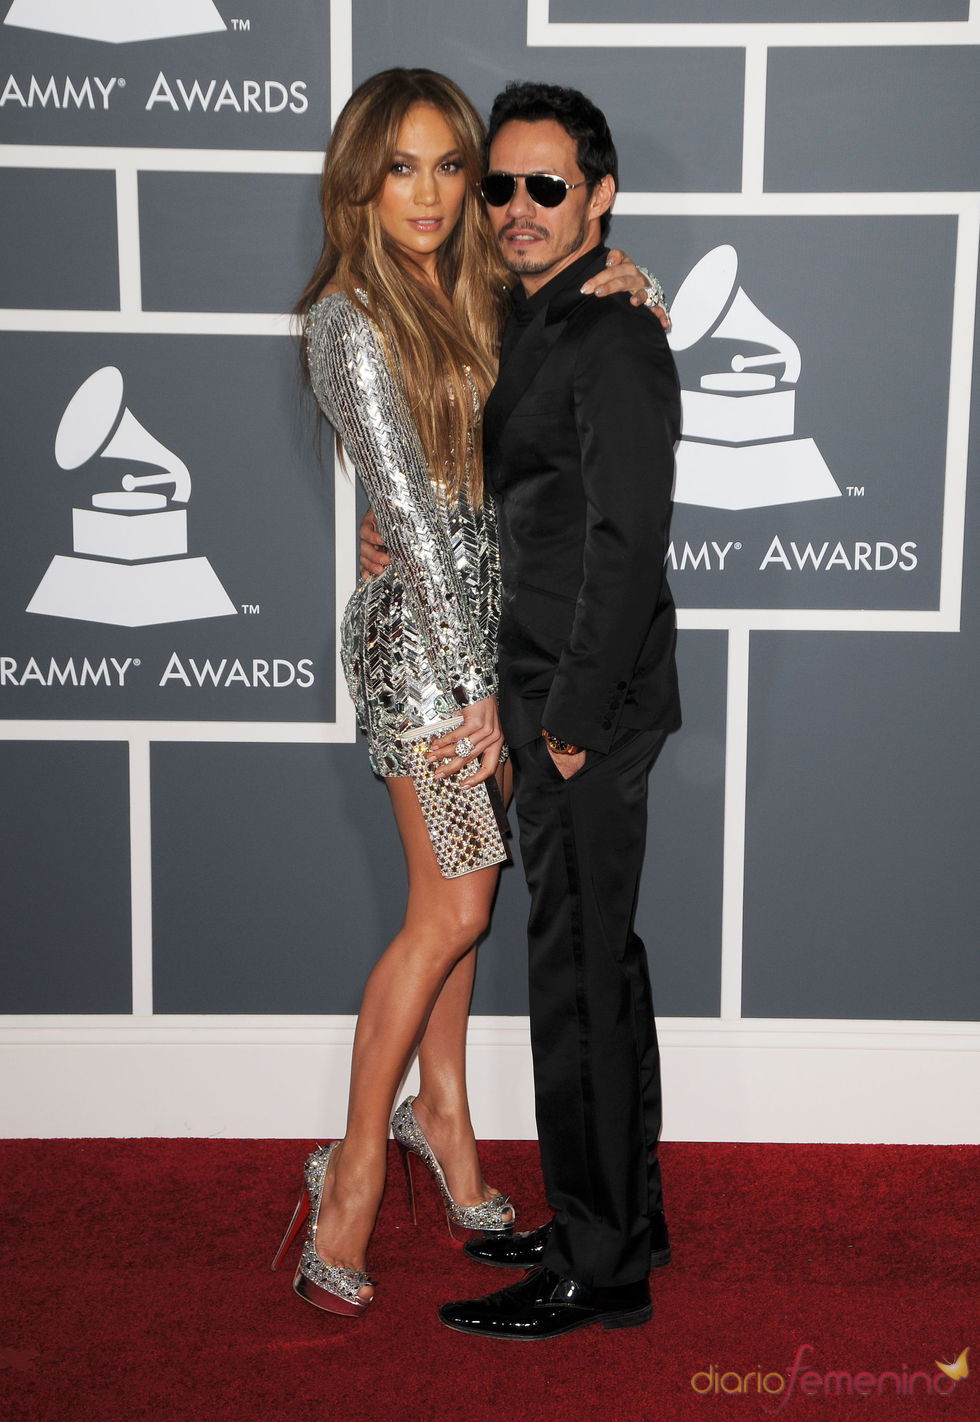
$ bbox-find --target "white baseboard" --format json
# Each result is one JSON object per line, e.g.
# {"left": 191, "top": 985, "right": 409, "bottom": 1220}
{"left": 0, "top": 1016, "right": 977, "bottom": 1143}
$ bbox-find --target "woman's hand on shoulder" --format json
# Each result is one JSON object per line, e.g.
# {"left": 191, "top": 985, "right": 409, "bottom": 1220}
{"left": 427, "top": 696, "right": 504, "bottom": 785}
{"left": 580, "top": 249, "right": 670, "bottom": 328}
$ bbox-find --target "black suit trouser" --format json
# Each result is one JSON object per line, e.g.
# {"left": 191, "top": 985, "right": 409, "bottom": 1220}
{"left": 510, "top": 726, "right": 667, "bottom": 1288}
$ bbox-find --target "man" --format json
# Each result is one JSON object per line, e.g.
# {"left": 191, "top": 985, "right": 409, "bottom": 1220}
{"left": 432, "top": 82, "right": 681, "bottom": 1340}
{"left": 359, "top": 83, "right": 680, "bottom": 1339}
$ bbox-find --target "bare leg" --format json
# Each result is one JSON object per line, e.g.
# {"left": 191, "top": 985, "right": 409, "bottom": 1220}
{"left": 313, "top": 774, "right": 501, "bottom": 1298}
{"left": 413, "top": 952, "right": 496, "bottom": 1208}
{"left": 412, "top": 758, "right": 514, "bottom": 1211}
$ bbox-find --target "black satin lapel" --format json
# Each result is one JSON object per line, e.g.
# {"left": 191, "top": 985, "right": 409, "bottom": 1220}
{"left": 484, "top": 318, "right": 566, "bottom": 459}
{"left": 485, "top": 251, "right": 607, "bottom": 468}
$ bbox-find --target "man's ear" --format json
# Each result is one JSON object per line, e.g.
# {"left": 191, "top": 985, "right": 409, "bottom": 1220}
{"left": 589, "top": 174, "right": 615, "bottom": 221}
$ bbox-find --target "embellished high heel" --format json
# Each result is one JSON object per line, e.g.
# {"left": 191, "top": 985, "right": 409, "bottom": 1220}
{"left": 270, "top": 1142, "right": 374, "bottom": 1317}
{"left": 390, "top": 1096, "right": 515, "bottom": 1241}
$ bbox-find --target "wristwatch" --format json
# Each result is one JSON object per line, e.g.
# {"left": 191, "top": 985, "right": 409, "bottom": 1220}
{"left": 542, "top": 728, "right": 581, "bottom": 756}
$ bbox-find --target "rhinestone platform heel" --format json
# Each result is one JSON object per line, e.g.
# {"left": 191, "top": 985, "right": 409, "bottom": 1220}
{"left": 390, "top": 1096, "right": 515, "bottom": 1240}
{"left": 270, "top": 1142, "right": 374, "bottom": 1317}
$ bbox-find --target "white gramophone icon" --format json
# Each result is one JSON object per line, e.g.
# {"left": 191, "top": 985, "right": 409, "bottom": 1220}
{"left": 4, "top": 0, "right": 226, "bottom": 44}
{"left": 667, "top": 245, "right": 841, "bottom": 510}
{"left": 27, "top": 366, "right": 237, "bottom": 627}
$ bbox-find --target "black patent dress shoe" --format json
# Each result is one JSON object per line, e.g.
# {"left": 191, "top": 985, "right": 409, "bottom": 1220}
{"left": 438, "top": 1266, "right": 652, "bottom": 1340}
{"left": 463, "top": 1210, "right": 671, "bottom": 1270}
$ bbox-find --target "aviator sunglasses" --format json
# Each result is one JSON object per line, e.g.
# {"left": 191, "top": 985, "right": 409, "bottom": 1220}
{"left": 480, "top": 170, "right": 588, "bottom": 208}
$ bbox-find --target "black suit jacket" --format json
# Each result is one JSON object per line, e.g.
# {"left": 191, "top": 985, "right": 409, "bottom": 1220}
{"left": 485, "top": 247, "right": 682, "bottom": 753}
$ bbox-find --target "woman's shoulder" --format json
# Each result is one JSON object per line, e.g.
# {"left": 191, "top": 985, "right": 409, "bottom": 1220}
{"left": 306, "top": 284, "right": 378, "bottom": 344}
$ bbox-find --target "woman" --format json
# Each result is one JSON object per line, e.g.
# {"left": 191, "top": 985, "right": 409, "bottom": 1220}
{"left": 272, "top": 68, "right": 662, "bottom": 1317}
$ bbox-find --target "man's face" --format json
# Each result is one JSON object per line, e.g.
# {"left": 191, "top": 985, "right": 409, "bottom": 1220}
{"left": 485, "top": 118, "right": 614, "bottom": 296}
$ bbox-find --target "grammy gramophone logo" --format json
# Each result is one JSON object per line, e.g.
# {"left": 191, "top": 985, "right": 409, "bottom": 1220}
{"left": 668, "top": 244, "right": 841, "bottom": 511}
{"left": 3, "top": 0, "right": 226, "bottom": 44}
{"left": 27, "top": 366, "right": 236, "bottom": 628}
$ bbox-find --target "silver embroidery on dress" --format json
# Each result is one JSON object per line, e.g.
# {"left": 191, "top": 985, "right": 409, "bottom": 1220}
{"left": 306, "top": 294, "right": 502, "bottom": 778}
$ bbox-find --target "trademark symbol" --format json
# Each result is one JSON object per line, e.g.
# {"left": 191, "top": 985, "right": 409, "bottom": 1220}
{"left": 846, "top": 486, "right": 866, "bottom": 497}
{"left": 117, "top": 77, "right": 125, "bottom": 88}
{"left": 133, "top": 659, "right": 141, "bottom": 667}
{"left": 734, "top": 543, "right": 742, "bottom": 551}
{"left": 241, "top": 603, "right": 260, "bottom": 615}
{"left": 230, "top": 17, "right": 251, "bottom": 30}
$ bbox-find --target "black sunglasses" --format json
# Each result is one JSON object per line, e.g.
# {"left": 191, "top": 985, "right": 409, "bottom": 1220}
{"left": 480, "top": 170, "right": 588, "bottom": 208}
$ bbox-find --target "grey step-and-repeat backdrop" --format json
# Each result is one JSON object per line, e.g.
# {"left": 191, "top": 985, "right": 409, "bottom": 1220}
{"left": 1, "top": 4, "right": 977, "bottom": 1097}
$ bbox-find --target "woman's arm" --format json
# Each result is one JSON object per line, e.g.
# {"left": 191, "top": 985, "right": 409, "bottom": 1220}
{"left": 308, "top": 296, "right": 494, "bottom": 711}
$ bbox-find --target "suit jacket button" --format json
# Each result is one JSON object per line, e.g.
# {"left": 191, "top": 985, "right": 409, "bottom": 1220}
{"left": 601, "top": 718, "right": 612, "bottom": 730}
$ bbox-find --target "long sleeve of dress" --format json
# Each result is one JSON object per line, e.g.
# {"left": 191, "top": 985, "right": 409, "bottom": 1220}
{"left": 306, "top": 294, "right": 495, "bottom": 710}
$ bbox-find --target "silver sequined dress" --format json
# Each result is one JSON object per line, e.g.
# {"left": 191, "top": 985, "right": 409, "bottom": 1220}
{"left": 306, "top": 293, "right": 502, "bottom": 777}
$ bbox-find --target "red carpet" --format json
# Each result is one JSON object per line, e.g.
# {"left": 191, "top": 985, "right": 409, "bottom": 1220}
{"left": 0, "top": 1140, "right": 977, "bottom": 1421}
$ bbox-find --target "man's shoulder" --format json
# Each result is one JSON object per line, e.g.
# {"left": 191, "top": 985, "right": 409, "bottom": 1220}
{"left": 567, "top": 292, "right": 674, "bottom": 383}
{"left": 570, "top": 289, "right": 669, "bottom": 352}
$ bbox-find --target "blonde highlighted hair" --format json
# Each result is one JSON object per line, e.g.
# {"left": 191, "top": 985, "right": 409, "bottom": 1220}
{"left": 297, "top": 69, "right": 508, "bottom": 503}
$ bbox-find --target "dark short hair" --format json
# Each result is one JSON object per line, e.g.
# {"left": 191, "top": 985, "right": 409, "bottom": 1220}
{"left": 485, "top": 81, "right": 618, "bottom": 237}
